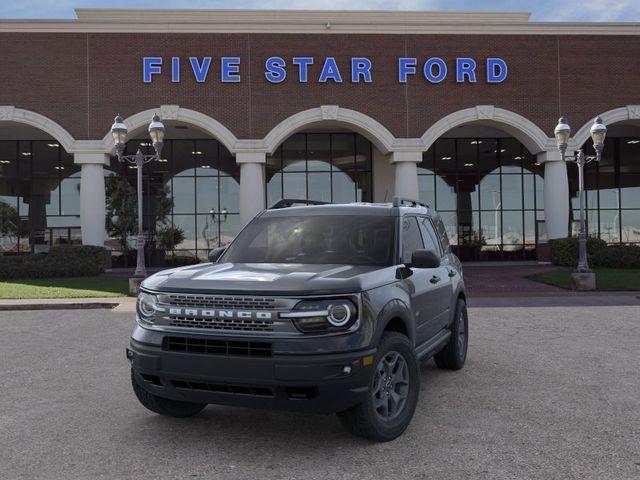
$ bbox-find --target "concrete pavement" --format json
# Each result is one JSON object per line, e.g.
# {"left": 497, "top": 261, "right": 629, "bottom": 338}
{"left": 1, "top": 305, "right": 639, "bottom": 479}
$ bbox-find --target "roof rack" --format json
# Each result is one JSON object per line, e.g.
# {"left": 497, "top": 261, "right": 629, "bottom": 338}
{"left": 270, "top": 199, "right": 330, "bottom": 209}
{"left": 392, "top": 196, "right": 429, "bottom": 209}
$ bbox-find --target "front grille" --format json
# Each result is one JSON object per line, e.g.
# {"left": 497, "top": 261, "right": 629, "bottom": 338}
{"left": 171, "top": 379, "right": 274, "bottom": 397}
{"left": 166, "top": 294, "right": 276, "bottom": 310}
{"left": 168, "top": 316, "right": 274, "bottom": 332}
{"left": 164, "top": 336, "right": 272, "bottom": 357}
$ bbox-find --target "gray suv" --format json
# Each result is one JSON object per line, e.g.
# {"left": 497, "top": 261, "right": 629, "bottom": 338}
{"left": 128, "top": 197, "right": 468, "bottom": 441}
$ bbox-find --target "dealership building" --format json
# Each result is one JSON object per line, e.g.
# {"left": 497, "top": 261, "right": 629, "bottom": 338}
{"left": 1, "top": 9, "right": 640, "bottom": 264}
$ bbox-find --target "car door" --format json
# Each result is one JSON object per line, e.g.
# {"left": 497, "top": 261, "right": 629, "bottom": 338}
{"left": 400, "top": 216, "right": 442, "bottom": 345}
{"left": 418, "top": 216, "right": 453, "bottom": 333}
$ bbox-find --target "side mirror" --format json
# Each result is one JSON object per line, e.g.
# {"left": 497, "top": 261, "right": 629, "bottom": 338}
{"left": 409, "top": 249, "right": 440, "bottom": 269}
{"left": 208, "top": 246, "right": 226, "bottom": 263}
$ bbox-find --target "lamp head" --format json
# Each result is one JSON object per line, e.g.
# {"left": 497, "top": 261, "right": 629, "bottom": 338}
{"left": 110, "top": 115, "right": 128, "bottom": 158}
{"left": 590, "top": 116, "right": 607, "bottom": 157}
{"left": 554, "top": 116, "right": 571, "bottom": 154}
{"left": 148, "top": 113, "right": 165, "bottom": 157}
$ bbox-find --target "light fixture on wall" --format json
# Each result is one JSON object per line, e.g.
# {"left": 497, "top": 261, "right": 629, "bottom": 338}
{"left": 554, "top": 116, "right": 607, "bottom": 284}
{"left": 110, "top": 112, "right": 166, "bottom": 277}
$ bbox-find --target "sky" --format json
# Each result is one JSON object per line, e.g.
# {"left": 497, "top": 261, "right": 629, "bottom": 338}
{"left": 0, "top": 0, "right": 639, "bottom": 22}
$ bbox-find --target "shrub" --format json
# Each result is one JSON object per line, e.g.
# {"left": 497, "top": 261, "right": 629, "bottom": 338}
{"left": 592, "top": 245, "right": 640, "bottom": 269}
{"left": 550, "top": 237, "right": 640, "bottom": 269}
{"left": 550, "top": 237, "right": 607, "bottom": 267}
{"left": 0, "top": 245, "right": 109, "bottom": 280}
{"left": 164, "top": 253, "right": 201, "bottom": 268}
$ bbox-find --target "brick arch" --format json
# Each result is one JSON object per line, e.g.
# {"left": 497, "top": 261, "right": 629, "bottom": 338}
{"left": 0, "top": 106, "right": 76, "bottom": 152}
{"left": 100, "top": 105, "right": 239, "bottom": 154}
{"left": 263, "top": 106, "right": 396, "bottom": 155}
{"left": 420, "top": 106, "right": 553, "bottom": 154}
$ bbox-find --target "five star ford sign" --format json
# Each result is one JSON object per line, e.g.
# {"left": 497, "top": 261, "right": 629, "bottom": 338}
{"left": 142, "top": 56, "right": 508, "bottom": 84}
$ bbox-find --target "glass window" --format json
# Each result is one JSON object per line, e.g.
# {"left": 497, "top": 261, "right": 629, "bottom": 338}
{"left": 331, "top": 134, "right": 356, "bottom": 171}
{"left": 418, "top": 217, "right": 441, "bottom": 255}
{"left": 501, "top": 175, "right": 523, "bottom": 210}
{"left": 196, "top": 176, "right": 219, "bottom": 214}
{"left": 621, "top": 210, "right": 640, "bottom": 243}
{"left": 307, "top": 134, "right": 331, "bottom": 171}
{"left": 266, "top": 133, "right": 372, "bottom": 207}
{"left": 283, "top": 134, "right": 306, "bottom": 172}
{"left": 308, "top": 172, "right": 331, "bottom": 202}
{"left": 402, "top": 216, "right": 424, "bottom": 264}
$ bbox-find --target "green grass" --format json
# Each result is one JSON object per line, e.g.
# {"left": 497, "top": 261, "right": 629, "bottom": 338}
{"left": 527, "top": 268, "right": 640, "bottom": 291}
{"left": 0, "top": 276, "right": 130, "bottom": 299}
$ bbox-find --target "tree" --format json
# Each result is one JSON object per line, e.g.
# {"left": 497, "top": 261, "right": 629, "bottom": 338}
{"left": 105, "top": 175, "right": 173, "bottom": 251}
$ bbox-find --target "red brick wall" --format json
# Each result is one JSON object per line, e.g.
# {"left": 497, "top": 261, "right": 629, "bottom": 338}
{"left": 1, "top": 32, "right": 639, "bottom": 142}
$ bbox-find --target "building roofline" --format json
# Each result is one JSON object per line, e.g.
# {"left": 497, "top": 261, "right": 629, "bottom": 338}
{"left": 0, "top": 9, "right": 639, "bottom": 35}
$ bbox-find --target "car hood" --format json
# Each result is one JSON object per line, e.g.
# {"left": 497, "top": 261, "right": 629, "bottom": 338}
{"left": 141, "top": 262, "right": 396, "bottom": 296}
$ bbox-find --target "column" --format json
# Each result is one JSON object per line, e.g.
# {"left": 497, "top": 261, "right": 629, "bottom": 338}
{"left": 391, "top": 151, "right": 422, "bottom": 200}
{"left": 539, "top": 151, "right": 569, "bottom": 240}
{"left": 237, "top": 151, "right": 266, "bottom": 225}
{"left": 75, "top": 153, "right": 109, "bottom": 246}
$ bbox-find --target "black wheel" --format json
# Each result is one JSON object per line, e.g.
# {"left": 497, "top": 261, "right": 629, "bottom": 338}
{"left": 338, "top": 332, "right": 420, "bottom": 442}
{"left": 131, "top": 369, "right": 206, "bottom": 418}
{"left": 434, "top": 298, "right": 468, "bottom": 370}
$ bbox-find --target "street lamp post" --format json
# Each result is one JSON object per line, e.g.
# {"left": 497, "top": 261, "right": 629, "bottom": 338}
{"left": 110, "top": 113, "right": 166, "bottom": 277}
{"left": 554, "top": 116, "right": 607, "bottom": 288}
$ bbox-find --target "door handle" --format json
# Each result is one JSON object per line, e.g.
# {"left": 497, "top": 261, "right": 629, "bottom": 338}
{"left": 430, "top": 275, "right": 441, "bottom": 284}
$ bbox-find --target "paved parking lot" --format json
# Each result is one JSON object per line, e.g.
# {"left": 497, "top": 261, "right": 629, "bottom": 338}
{"left": 1, "top": 305, "right": 639, "bottom": 480}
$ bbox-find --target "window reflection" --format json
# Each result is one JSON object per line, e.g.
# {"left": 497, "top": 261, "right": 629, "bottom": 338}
{"left": 266, "top": 133, "right": 372, "bottom": 206}
{"left": 420, "top": 137, "right": 542, "bottom": 260}
{"left": 569, "top": 137, "right": 640, "bottom": 245}
{"left": 0, "top": 140, "right": 81, "bottom": 254}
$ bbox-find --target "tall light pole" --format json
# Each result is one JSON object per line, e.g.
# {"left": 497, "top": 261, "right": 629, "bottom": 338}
{"left": 110, "top": 113, "right": 166, "bottom": 277}
{"left": 554, "top": 116, "right": 607, "bottom": 287}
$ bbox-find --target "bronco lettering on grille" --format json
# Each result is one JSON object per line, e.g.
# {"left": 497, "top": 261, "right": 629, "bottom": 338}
{"left": 168, "top": 308, "right": 274, "bottom": 320}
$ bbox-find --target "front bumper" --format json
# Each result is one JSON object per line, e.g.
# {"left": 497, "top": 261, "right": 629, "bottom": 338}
{"left": 128, "top": 332, "right": 376, "bottom": 414}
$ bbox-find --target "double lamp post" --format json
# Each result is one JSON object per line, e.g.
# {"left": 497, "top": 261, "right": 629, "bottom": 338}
{"left": 110, "top": 114, "right": 166, "bottom": 278}
{"left": 554, "top": 115, "right": 607, "bottom": 289}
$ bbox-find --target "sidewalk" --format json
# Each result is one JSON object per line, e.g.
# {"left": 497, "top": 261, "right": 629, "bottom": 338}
{"left": 0, "top": 296, "right": 135, "bottom": 311}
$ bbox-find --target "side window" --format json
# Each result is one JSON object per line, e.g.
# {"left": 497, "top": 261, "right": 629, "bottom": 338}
{"left": 434, "top": 216, "right": 451, "bottom": 253}
{"left": 418, "top": 217, "right": 442, "bottom": 256}
{"left": 402, "top": 217, "right": 424, "bottom": 264}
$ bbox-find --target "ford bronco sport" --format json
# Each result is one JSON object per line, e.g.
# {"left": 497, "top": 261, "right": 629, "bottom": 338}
{"left": 128, "top": 197, "right": 468, "bottom": 441}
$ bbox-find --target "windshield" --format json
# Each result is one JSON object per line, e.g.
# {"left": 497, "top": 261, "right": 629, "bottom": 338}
{"left": 221, "top": 215, "right": 396, "bottom": 266}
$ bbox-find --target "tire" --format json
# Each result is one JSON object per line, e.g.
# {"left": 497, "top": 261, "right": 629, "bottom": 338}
{"left": 131, "top": 369, "right": 206, "bottom": 418}
{"left": 337, "top": 332, "right": 420, "bottom": 442}
{"left": 434, "top": 298, "right": 468, "bottom": 370}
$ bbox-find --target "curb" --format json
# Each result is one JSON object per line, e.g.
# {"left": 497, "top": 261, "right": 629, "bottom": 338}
{"left": 0, "top": 302, "right": 121, "bottom": 311}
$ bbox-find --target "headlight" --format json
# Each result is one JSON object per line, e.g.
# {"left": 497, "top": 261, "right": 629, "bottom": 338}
{"left": 137, "top": 291, "right": 158, "bottom": 324}
{"left": 281, "top": 298, "right": 358, "bottom": 333}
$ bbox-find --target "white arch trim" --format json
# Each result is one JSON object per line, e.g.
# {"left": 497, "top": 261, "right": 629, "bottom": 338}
{"left": 571, "top": 105, "right": 640, "bottom": 148}
{"left": 263, "top": 106, "right": 396, "bottom": 155}
{"left": 0, "top": 106, "right": 76, "bottom": 152}
{"left": 421, "top": 105, "right": 552, "bottom": 154}
{"left": 100, "top": 105, "right": 239, "bottom": 154}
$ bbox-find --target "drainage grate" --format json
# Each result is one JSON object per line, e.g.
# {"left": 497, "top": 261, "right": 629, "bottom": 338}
{"left": 171, "top": 379, "right": 274, "bottom": 397}
{"left": 164, "top": 336, "right": 272, "bottom": 357}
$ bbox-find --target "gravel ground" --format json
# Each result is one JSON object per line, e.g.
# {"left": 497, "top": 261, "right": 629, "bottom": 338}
{"left": 1, "top": 306, "right": 639, "bottom": 480}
